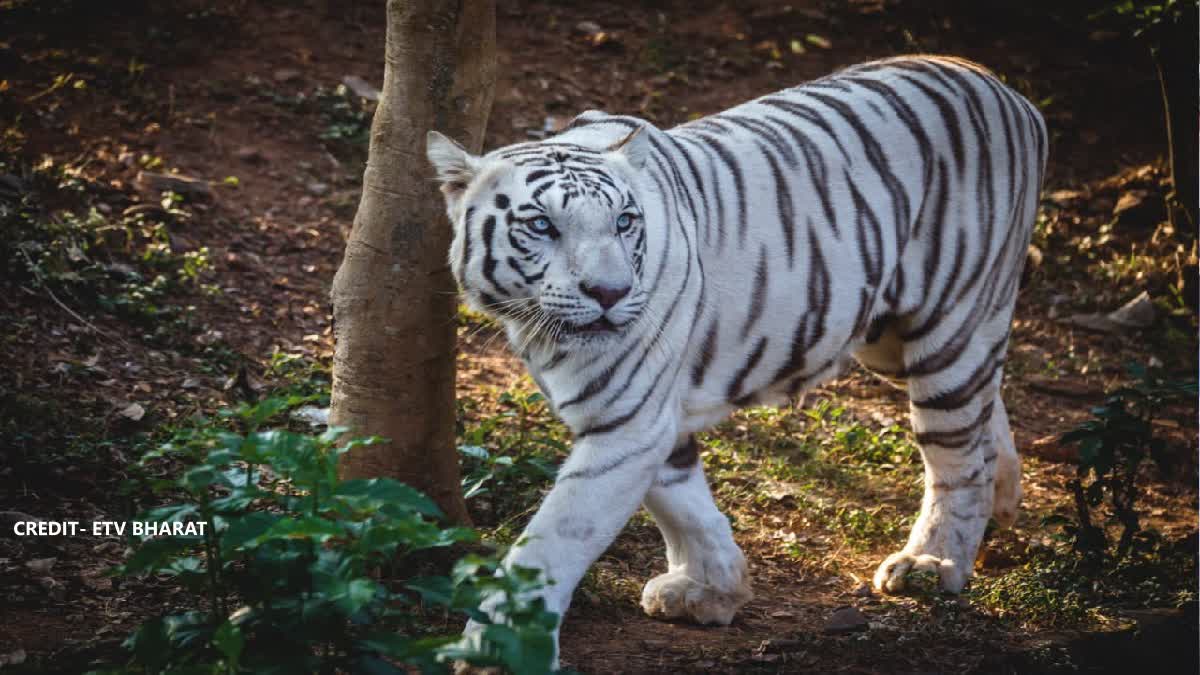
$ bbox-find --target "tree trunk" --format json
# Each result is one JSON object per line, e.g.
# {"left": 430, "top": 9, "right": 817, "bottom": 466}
{"left": 329, "top": 0, "right": 495, "bottom": 524}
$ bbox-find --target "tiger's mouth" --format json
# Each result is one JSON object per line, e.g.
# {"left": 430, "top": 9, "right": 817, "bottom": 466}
{"left": 561, "top": 316, "right": 621, "bottom": 339}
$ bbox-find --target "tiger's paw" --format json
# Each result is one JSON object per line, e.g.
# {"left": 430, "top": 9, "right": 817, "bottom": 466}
{"left": 872, "top": 550, "right": 970, "bottom": 594}
{"left": 640, "top": 565, "right": 752, "bottom": 625}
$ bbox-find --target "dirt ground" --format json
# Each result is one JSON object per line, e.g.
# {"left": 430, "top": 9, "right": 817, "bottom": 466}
{"left": 1, "top": 0, "right": 1197, "bottom": 673}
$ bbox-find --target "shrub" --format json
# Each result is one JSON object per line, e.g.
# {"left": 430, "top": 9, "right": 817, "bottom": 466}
{"left": 99, "top": 397, "right": 558, "bottom": 674}
{"left": 1055, "top": 364, "right": 1197, "bottom": 562}
{"left": 457, "top": 389, "right": 564, "bottom": 527}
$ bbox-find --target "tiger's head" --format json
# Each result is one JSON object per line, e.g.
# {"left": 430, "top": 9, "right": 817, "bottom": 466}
{"left": 426, "top": 127, "right": 653, "bottom": 347}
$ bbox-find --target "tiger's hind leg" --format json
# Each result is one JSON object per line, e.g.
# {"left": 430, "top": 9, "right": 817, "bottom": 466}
{"left": 990, "top": 392, "right": 1022, "bottom": 528}
{"left": 640, "top": 436, "right": 753, "bottom": 625}
{"left": 873, "top": 333, "right": 1012, "bottom": 594}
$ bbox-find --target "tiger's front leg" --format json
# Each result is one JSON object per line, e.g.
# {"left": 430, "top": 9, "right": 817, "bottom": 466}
{"left": 465, "top": 419, "right": 678, "bottom": 664}
{"left": 641, "top": 436, "right": 752, "bottom": 624}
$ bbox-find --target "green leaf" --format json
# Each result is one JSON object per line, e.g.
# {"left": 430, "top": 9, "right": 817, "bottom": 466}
{"left": 263, "top": 515, "right": 344, "bottom": 542}
{"left": 335, "top": 478, "right": 443, "bottom": 518}
{"left": 353, "top": 654, "right": 410, "bottom": 675}
{"left": 162, "top": 611, "right": 213, "bottom": 651}
{"left": 315, "top": 575, "right": 380, "bottom": 615}
{"left": 222, "top": 511, "right": 281, "bottom": 550}
{"left": 359, "top": 634, "right": 456, "bottom": 672}
{"left": 460, "top": 444, "right": 490, "bottom": 461}
{"left": 441, "top": 624, "right": 556, "bottom": 675}
{"left": 463, "top": 473, "right": 494, "bottom": 500}
{"left": 406, "top": 576, "right": 457, "bottom": 607}
{"left": 212, "top": 620, "right": 244, "bottom": 666}
{"left": 122, "top": 617, "right": 171, "bottom": 671}
{"left": 117, "top": 535, "right": 201, "bottom": 575}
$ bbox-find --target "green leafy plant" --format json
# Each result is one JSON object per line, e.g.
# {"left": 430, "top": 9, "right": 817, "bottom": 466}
{"left": 1, "top": 159, "right": 212, "bottom": 331}
{"left": 972, "top": 554, "right": 1090, "bottom": 629}
{"left": 460, "top": 444, "right": 556, "bottom": 503}
{"left": 102, "top": 397, "right": 559, "bottom": 674}
{"left": 1096, "top": 0, "right": 1195, "bottom": 37}
{"left": 458, "top": 389, "right": 565, "bottom": 526}
{"left": 263, "top": 347, "right": 331, "bottom": 400}
{"left": 1056, "top": 364, "right": 1196, "bottom": 562}
{"left": 315, "top": 84, "right": 373, "bottom": 150}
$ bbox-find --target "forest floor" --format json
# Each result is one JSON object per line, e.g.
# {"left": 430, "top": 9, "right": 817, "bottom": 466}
{"left": 1, "top": 0, "right": 1197, "bottom": 673}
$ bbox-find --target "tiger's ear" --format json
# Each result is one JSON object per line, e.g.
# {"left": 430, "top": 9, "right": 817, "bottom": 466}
{"left": 426, "top": 130, "right": 479, "bottom": 202}
{"left": 607, "top": 127, "right": 651, "bottom": 171}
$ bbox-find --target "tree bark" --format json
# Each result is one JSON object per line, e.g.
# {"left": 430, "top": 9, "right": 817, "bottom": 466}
{"left": 330, "top": 0, "right": 495, "bottom": 524}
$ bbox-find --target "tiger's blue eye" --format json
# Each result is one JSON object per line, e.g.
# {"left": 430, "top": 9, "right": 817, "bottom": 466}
{"left": 616, "top": 213, "right": 635, "bottom": 232}
{"left": 527, "top": 216, "right": 555, "bottom": 236}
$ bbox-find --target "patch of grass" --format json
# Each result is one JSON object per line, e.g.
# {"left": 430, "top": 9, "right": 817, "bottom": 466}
{"left": 829, "top": 505, "right": 910, "bottom": 551}
{"left": 698, "top": 398, "right": 922, "bottom": 560}
{"left": 973, "top": 528, "right": 1197, "bottom": 631}
{"left": 797, "top": 398, "right": 917, "bottom": 466}
{"left": 972, "top": 556, "right": 1092, "bottom": 629}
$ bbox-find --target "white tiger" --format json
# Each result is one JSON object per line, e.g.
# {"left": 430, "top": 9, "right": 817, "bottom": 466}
{"left": 427, "top": 54, "right": 1047, "bottom": 663}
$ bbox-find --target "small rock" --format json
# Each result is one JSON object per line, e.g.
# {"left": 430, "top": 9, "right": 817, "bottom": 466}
{"left": 1089, "top": 30, "right": 1121, "bottom": 42}
{"left": 1112, "top": 190, "right": 1166, "bottom": 231}
{"left": 273, "top": 68, "right": 302, "bottom": 83}
{"left": 234, "top": 146, "right": 265, "bottom": 164}
{"left": 574, "top": 20, "right": 602, "bottom": 34}
{"left": 759, "top": 638, "right": 803, "bottom": 654}
{"left": 341, "top": 74, "right": 380, "bottom": 101}
{"left": 0, "top": 173, "right": 24, "bottom": 198}
{"left": 824, "top": 605, "right": 869, "bottom": 634}
{"left": 37, "top": 576, "right": 66, "bottom": 600}
{"left": 1106, "top": 290, "right": 1156, "bottom": 327}
{"left": 291, "top": 405, "right": 330, "bottom": 428}
{"left": 135, "top": 171, "right": 214, "bottom": 200}
{"left": 25, "top": 557, "right": 56, "bottom": 576}
{"left": 118, "top": 402, "right": 146, "bottom": 422}
{"left": 306, "top": 181, "right": 330, "bottom": 197}
{"left": 1063, "top": 291, "right": 1156, "bottom": 334}
{"left": 93, "top": 541, "right": 121, "bottom": 555}
{"left": 851, "top": 583, "right": 874, "bottom": 597}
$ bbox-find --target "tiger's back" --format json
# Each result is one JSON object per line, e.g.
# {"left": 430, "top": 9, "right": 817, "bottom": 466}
{"left": 646, "top": 55, "right": 1048, "bottom": 430}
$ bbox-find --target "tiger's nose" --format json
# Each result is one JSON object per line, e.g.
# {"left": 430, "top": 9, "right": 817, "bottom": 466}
{"left": 580, "top": 282, "right": 631, "bottom": 310}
